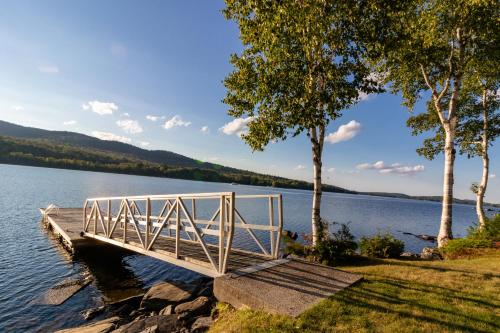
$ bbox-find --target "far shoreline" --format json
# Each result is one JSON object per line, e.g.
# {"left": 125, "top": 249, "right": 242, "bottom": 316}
{"left": 2, "top": 162, "right": 499, "bottom": 208}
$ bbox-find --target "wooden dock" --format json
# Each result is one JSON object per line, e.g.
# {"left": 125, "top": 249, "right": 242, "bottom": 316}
{"left": 40, "top": 191, "right": 362, "bottom": 316}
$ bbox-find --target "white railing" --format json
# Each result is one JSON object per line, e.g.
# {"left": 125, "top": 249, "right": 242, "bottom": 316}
{"left": 82, "top": 192, "right": 283, "bottom": 276}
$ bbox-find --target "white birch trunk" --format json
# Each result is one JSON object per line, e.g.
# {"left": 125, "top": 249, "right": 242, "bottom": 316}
{"left": 310, "top": 125, "right": 324, "bottom": 246}
{"left": 476, "top": 152, "right": 489, "bottom": 228}
{"left": 476, "top": 92, "right": 489, "bottom": 228}
{"left": 438, "top": 128, "right": 455, "bottom": 247}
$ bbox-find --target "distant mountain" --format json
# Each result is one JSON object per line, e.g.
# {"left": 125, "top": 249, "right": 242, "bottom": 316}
{"left": 1, "top": 120, "right": 498, "bottom": 207}
{"left": 0, "top": 120, "right": 353, "bottom": 194}
{"left": 0, "top": 120, "right": 228, "bottom": 170}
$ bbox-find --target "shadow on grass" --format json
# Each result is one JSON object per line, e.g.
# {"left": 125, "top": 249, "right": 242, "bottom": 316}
{"left": 297, "top": 272, "right": 500, "bottom": 333}
{"left": 343, "top": 255, "right": 500, "bottom": 279}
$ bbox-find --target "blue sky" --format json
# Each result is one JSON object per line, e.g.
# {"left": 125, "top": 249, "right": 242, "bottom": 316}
{"left": 0, "top": 0, "right": 498, "bottom": 202}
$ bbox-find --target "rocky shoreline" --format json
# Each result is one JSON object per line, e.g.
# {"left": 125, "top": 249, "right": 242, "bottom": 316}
{"left": 56, "top": 277, "right": 217, "bottom": 333}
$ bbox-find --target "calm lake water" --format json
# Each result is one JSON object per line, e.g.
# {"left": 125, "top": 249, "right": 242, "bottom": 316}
{"left": 0, "top": 164, "right": 484, "bottom": 332}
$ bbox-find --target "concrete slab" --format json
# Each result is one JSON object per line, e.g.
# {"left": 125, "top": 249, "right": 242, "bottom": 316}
{"left": 214, "top": 259, "right": 363, "bottom": 317}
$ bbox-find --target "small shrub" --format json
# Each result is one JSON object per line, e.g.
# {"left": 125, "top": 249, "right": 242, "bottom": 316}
{"left": 283, "top": 220, "right": 357, "bottom": 265}
{"left": 440, "top": 238, "right": 492, "bottom": 259}
{"left": 359, "top": 233, "right": 405, "bottom": 258}
{"left": 314, "top": 222, "right": 358, "bottom": 265}
{"left": 468, "top": 214, "right": 500, "bottom": 242}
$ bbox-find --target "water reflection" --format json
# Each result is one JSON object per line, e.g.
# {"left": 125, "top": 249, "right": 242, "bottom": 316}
{"left": 74, "top": 246, "right": 145, "bottom": 302}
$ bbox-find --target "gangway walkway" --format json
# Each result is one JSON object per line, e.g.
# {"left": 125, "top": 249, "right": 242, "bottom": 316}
{"left": 40, "top": 191, "right": 363, "bottom": 316}
{"left": 42, "top": 192, "right": 283, "bottom": 277}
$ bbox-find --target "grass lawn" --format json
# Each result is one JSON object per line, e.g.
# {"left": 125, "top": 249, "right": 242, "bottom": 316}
{"left": 210, "top": 250, "right": 500, "bottom": 333}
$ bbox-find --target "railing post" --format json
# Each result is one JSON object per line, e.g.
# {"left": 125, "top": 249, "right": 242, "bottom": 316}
{"left": 222, "top": 192, "right": 235, "bottom": 274}
{"left": 107, "top": 200, "right": 111, "bottom": 237}
{"left": 175, "top": 198, "right": 180, "bottom": 258}
{"left": 123, "top": 199, "right": 128, "bottom": 243}
{"left": 269, "top": 196, "right": 275, "bottom": 258}
{"left": 83, "top": 200, "right": 87, "bottom": 231}
{"left": 93, "top": 202, "right": 97, "bottom": 235}
{"left": 145, "top": 197, "right": 151, "bottom": 249}
{"left": 275, "top": 194, "right": 284, "bottom": 259}
{"left": 219, "top": 195, "right": 226, "bottom": 274}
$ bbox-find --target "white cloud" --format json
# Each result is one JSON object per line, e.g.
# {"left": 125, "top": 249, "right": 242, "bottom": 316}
{"left": 92, "top": 131, "right": 131, "bottom": 144}
{"left": 82, "top": 101, "right": 118, "bottom": 115}
{"left": 327, "top": 167, "right": 336, "bottom": 173}
{"left": 325, "top": 120, "right": 362, "bottom": 144}
{"left": 208, "top": 157, "right": 219, "bottom": 162}
{"left": 116, "top": 119, "right": 143, "bottom": 134}
{"left": 121, "top": 112, "right": 130, "bottom": 117}
{"left": 163, "top": 115, "right": 191, "bottom": 130}
{"left": 357, "top": 161, "right": 424, "bottom": 175}
{"left": 220, "top": 117, "right": 254, "bottom": 136}
{"left": 201, "top": 126, "right": 210, "bottom": 134}
{"left": 489, "top": 174, "right": 496, "bottom": 179}
{"left": 294, "top": 164, "right": 306, "bottom": 170}
{"left": 11, "top": 105, "right": 24, "bottom": 111}
{"left": 110, "top": 42, "right": 127, "bottom": 57}
{"left": 140, "top": 141, "right": 150, "bottom": 147}
{"left": 63, "top": 120, "right": 77, "bottom": 126}
{"left": 38, "top": 65, "right": 59, "bottom": 74}
{"left": 146, "top": 115, "right": 160, "bottom": 122}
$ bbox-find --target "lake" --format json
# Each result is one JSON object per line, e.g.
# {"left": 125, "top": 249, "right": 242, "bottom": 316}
{"left": 0, "top": 164, "right": 481, "bottom": 332}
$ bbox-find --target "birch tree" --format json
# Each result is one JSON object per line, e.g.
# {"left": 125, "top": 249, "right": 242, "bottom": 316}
{"left": 467, "top": 84, "right": 499, "bottom": 228}
{"left": 223, "top": 0, "right": 379, "bottom": 245}
{"left": 408, "top": 79, "right": 499, "bottom": 228}
{"left": 369, "top": 0, "right": 498, "bottom": 246}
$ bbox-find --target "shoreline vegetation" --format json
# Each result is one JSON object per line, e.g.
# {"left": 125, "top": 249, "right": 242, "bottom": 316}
{"left": 1, "top": 131, "right": 499, "bottom": 208}
{"left": 1, "top": 133, "right": 499, "bottom": 208}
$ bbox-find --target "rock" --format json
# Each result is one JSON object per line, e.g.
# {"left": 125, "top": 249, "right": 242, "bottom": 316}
{"left": 175, "top": 296, "right": 211, "bottom": 317}
{"left": 112, "top": 315, "right": 181, "bottom": 333}
{"left": 421, "top": 247, "right": 442, "bottom": 260}
{"left": 417, "top": 234, "right": 436, "bottom": 242}
{"left": 400, "top": 252, "right": 419, "bottom": 258}
{"left": 190, "top": 316, "right": 213, "bottom": 333}
{"left": 196, "top": 286, "right": 213, "bottom": 298}
{"left": 159, "top": 305, "right": 173, "bottom": 316}
{"left": 81, "top": 306, "right": 106, "bottom": 320}
{"left": 109, "top": 294, "right": 144, "bottom": 309}
{"left": 139, "top": 325, "right": 157, "bottom": 333}
{"left": 56, "top": 316, "right": 121, "bottom": 333}
{"left": 140, "top": 281, "right": 197, "bottom": 311}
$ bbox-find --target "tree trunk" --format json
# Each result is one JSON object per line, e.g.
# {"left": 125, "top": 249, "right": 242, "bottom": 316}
{"left": 438, "top": 126, "right": 455, "bottom": 247}
{"left": 477, "top": 90, "right": 490, "bottom": 229}
{"left": 310, "top": 125, "right": 324, "bottom": 246}
{"left": 476, "top": 152, "right": 489, "bottom": 228}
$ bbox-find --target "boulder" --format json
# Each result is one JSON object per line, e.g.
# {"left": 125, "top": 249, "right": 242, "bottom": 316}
{"left": 190, "top": 316, "right": 213, "bottom": 333}
{"left": 81, "top": 306, "right": 106, "bottom": 320}
{"left": 174, "top": 296, "right": 211, "bottom": 317}
{"left": 159, "top": 305, "right": 173, "bottom": 316}
{"left": 400, "top": 252, "right": 419, "bottom": 258}
{"left": 421, "top": 247, "right": 442, "bottom": 260}
{"left": 56, "top": 316, "right": 121, "bottom": 333}
{"left": 140, "top": 281, "right": 197, "bottom": 311}
{"left": 112, "top": 315, "right": 181, "bottom": 333}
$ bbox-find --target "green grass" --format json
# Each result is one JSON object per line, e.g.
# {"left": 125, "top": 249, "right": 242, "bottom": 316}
{"left": 210, "top": 250, "right": 500, "bottom": 333}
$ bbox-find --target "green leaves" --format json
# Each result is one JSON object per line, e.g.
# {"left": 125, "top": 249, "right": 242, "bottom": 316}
{"left": 223, "top": 0, "right": 381, "bottom": 151}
